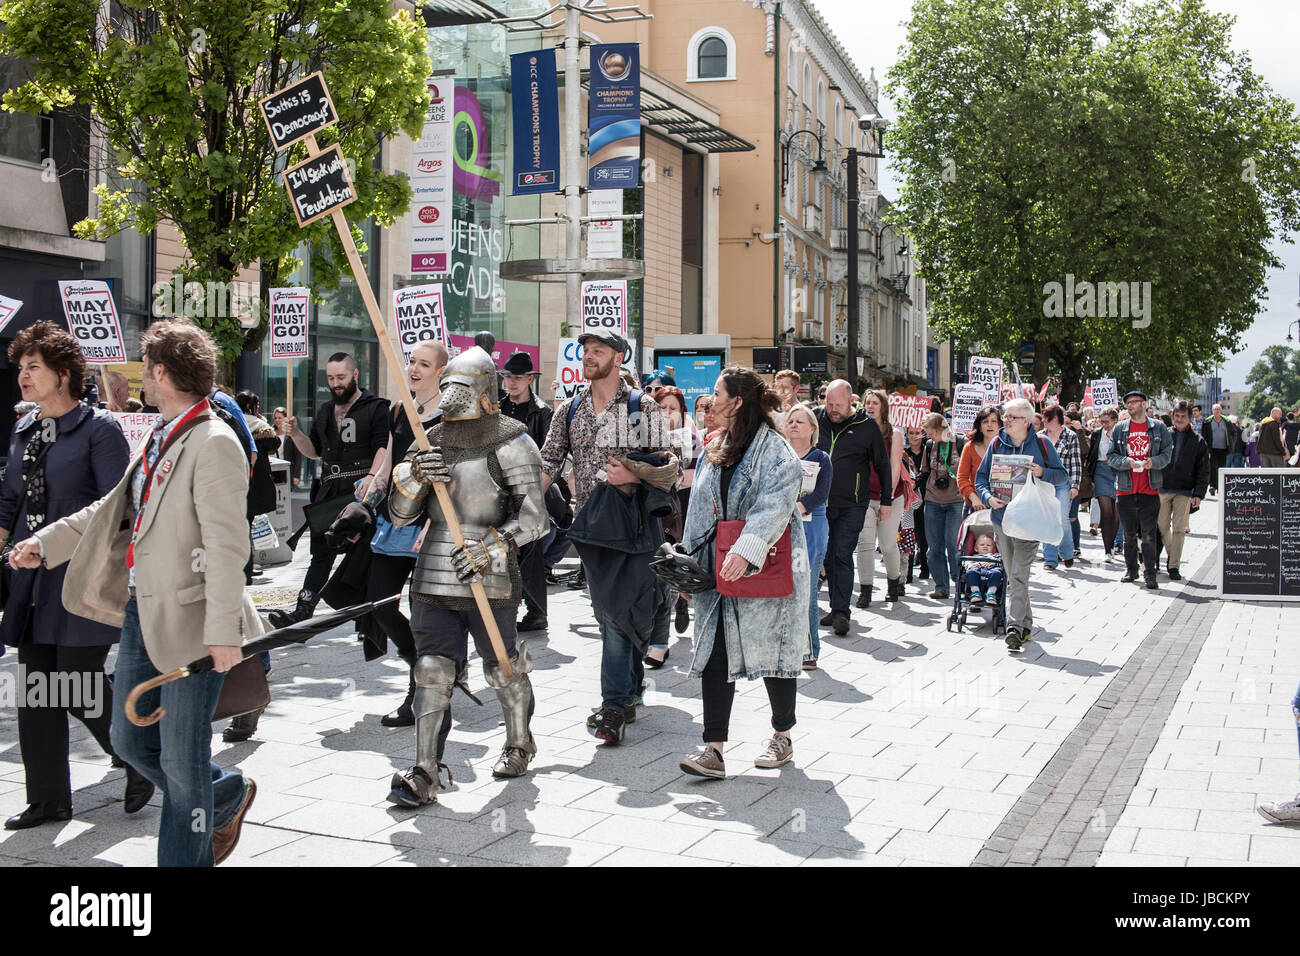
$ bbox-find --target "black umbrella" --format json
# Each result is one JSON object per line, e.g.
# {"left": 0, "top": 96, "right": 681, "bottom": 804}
{"left": 125, "top": 595, "right": 402, "bottom": 727}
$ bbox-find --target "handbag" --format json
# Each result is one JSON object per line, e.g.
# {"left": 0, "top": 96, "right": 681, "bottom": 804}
{"left": 212, "top": 656, "right": 271, "bottom": 722}
{"left": 370, "top": 513, "right": 421, "bottom": 557}
{"left": 714, "top": 519, "right": 794, "bottom": 598}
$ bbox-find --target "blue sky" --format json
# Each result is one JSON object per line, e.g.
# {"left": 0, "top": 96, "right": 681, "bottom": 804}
{"left": 814, "top": 0, "right": 1300, "bottom": 392}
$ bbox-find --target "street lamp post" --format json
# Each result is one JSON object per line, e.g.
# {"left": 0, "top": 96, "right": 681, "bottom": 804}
{"left": 780, "top": 115, "right": 886, "bottom": 387}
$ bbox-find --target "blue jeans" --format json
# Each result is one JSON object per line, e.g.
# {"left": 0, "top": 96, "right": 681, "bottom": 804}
{"left": 826, "top": 505, "right": 868, "bottom": 616}
{"left": 923, "top": 500, "right": 964, "bottom": 592}
{"left": 110, "top": 599, "right": 246, "bottom": 867}
{"left": 1292, "top": 684, "right": 1300, "bottom": 785}
{"left": 1228, "top": 453, "right": 1244, "bottom": 469}
{"left": 1042, "top": 485, "right": 1073, "bottom": 565}
{"left": 801, "top": 508, "right": 829, "bottom": 659}
{"left": 964, "top": 566, "right": 1003, "bottom": 595}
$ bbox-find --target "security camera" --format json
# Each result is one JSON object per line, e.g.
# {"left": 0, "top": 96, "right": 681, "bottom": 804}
{"left": 858, "top": 114, "right": 877, "bottom": 131}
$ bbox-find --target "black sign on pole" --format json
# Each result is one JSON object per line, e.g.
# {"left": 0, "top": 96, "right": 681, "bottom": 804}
{"left": 752, "top": 347, "right": 779, "bottom": 375}
{"left": 259, "top": 72, "right": 339, "bottom": 151}
{"left": 283, "top": 145, "right": 356, "bottom": 226}
{"left": 793, "top": 346, "right": 829, "bottom": 375}
{"left": 1220, "top": 469, "right": 1300, "bottom": 600}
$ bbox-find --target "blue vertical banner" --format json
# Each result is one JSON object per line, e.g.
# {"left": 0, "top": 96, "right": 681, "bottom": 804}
{"left": 510, "top": 50, "right": 560, "bottom": 195}
{"left": 588, "top": 43, "right": 641, "bottom": 190}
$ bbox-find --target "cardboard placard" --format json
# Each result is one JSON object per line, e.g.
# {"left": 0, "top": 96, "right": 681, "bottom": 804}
{"left": 0, "top": 293, "right": 22, "bottom": 334}
{"left": 888, "top": 394, "right": 932, "bottom": 431}
{"left": 109, "top": 412, "right": 163, "bottom": 454}
{"left": 269, "top": 287, "right": 310, "bottom": 359}
{"left": 580, "top": 280, "right": 628, "bottom": 336}
{"left": 1090, "top": 378, "right": 1119, "bottom": 409}
{"left": 57, "top": 280, "right": 126, "bottom": 364}
{"left": 951, "top": 383, "right": 987, "bottom": 436}
{"left": 393, "top": 284, "right": 448, "bottom": 362}
{"left": 968, "top": 356, "right": 1003, "bottom": 404}
{"left": 555, "top": 336, "right": 637, "bottom": 401}
{"left": 283, "top": 145, "right": 355, "bottom": 226}
{"left": 259, "top": 72, "right": 338, "bottom": 151}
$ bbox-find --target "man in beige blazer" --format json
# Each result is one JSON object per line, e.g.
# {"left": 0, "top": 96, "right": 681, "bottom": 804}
{"left": 10, "top": 320, "right": 261, "bottom": 867}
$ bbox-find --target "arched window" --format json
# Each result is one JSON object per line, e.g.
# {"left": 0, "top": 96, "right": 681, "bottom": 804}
{"left": 788, "top": 43, "right": 798, "bottom": 90}
{"left": 834, "top": 100, "right": 843, "bottom": 145}
{"left": 817, "top": 79, "right": 825, "bottom": 126}
{"left": 802, "top": 61, "right": 812, "bottom": 104}
{"left": 687, "top": 27, "right": 737, "bottom": 82}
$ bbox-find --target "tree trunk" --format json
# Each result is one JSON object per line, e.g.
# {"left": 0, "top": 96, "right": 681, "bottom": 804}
{"left": 1032, "top": 335, "right": 1051, "bottom": 393}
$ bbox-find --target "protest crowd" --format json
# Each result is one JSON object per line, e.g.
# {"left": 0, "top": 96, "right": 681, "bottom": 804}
{"left": 4, "top": 317, "right": 1300, "bottom": 868}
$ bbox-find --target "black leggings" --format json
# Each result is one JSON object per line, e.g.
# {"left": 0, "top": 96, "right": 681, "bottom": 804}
{"left": 1097, "top": 496, "right": 1119, "bottom": 554}
{"left": 365, "top": 553, "right": 417, "bottom": 664}
{"left": 700, "top": 616, "right": 796, "bottom": 743}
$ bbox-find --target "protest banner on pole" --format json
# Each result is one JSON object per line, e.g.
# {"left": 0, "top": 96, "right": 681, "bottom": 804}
{"left": 393, "top": 284, "right": 448, "bottom": 362}
{"left": 57, "top": 280, "right": 126, "bottom": 364}
{"left": 888, "top": 394, "right": 932, "bottom": 431}
{"left": 580, "top": 280, "right": 628, "bottom": 336}
{"left": 967, "top": 356, "right": 1003, "bottom": 405}
{"left": 951, "top": 384, "right": 986, "bottom": 436}
{"left": 1090, "top": 378, "right": 1118, "bottom": 409}
{"left": 0, "top": 294, "right": 22, "bottom": 335}
{"left": 259, "top": 73, "right": 514, "bottom": 677}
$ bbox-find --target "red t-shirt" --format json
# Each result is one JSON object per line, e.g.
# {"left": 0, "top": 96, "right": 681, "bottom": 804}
{"left": 1121, "top": 419, "right": 1155, "bottom": 495}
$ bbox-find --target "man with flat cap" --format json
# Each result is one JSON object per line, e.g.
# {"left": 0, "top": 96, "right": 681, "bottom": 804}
{"left": 1106, "top": 389, "right": 1173, "bottom": 589}
{"left": 501, "top": 350, "right": 554, "bottom": 631}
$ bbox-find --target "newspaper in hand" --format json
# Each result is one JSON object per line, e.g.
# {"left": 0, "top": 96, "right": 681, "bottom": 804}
{"left": 798, "top": 459, "right": 821, "bottom": 520}
{"left": 989, "top": 454, "right": 1034, "bottom": 500}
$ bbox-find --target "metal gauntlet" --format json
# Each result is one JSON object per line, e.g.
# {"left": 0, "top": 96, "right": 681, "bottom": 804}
{"left": 388, "top": 461, "right": 430, "bottom": 526}
{"left": 410, "top": 448, "right": 452, "bottom": 486}
{"left": 450, "top": 527, "right": 512, "bottom": 583}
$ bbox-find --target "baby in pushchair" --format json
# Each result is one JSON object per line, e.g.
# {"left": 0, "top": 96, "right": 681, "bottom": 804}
{"left": 964, "top": 534, "right": 1003, "bottom": 606}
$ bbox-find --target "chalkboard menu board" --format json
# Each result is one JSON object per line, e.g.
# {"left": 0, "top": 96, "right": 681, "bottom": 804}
{"left": 1220, "top": 468, "right": 1300, "bottom": 600}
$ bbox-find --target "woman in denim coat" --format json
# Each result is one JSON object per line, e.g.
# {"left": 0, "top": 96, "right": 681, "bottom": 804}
{"left": 677, "top": 367, "right": 808, "bottom": 780}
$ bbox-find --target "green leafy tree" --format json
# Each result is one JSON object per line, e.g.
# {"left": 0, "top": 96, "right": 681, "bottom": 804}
{"left": 1240, "top": 344, "right": 1300, "bottom": 420}
{"left": 0, "top": 0, "right": 430, "bottom": 360}
{"left": 887, "top": 0, "right": 1300, "bottom": 403}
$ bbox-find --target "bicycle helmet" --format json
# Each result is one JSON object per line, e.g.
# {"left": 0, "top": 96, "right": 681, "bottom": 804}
{"left": 648, "top": 542, "right": 715, "bottom": 594}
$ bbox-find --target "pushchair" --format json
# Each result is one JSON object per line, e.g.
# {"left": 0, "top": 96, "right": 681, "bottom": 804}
{"left": 946, "top": 508, "right": 1006, "bottom": 635}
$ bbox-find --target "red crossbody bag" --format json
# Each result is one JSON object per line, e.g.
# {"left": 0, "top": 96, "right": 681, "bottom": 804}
{"left": 713, "top": 521, "right": 794, "bottom": 599}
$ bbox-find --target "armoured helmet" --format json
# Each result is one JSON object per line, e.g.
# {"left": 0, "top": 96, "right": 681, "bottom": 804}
{"left": 648, "top": 542, "right": 716, "bottom": 594}
{"left": 437, "top": 346, "right": 499, "bottom": 421}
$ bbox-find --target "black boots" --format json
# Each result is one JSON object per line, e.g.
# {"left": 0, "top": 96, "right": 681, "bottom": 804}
{"left": 268, "top": 589, "right": 316, "bottom": 630}
{"left": 855, "top": 585, "right": 873, "bottom": 609}
{"left": 222, "top": 707, "right": 264, "bottom": 743}
{"left": 124, "top": 765, "right": 155, "bottom": 814}
{"left": 382, "top": 675, "right": 417, "bottom": 727}
{"left": 887, "top": 577, "right": 905, "bottom": 602}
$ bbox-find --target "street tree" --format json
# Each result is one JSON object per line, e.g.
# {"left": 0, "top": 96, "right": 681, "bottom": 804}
{"left": 887, "top": 0, "right": 1300, "bottom": 403}
{"left": 1239, "top": 344, "right": 1300, "bottom": 420}
{"left": 0, "top": 0, "right": 430, "bottom": 360}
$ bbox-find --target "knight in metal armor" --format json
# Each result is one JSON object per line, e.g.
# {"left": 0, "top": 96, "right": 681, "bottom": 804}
{"left": 384, "top": 347, "right": 547, "bottom": 807}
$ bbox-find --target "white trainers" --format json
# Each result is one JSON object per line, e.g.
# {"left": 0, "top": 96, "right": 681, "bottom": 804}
{"left": 1257, "top": 795, "right": 1300, "bottom": 823}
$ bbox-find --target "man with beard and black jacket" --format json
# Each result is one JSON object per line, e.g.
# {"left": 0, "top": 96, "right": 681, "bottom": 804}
{"left": 1160, "top": 401, "right": 1210, "bottom": 581}
{"left": 274, "top": 353, "right": 390, "bottom": 626}
{"left": 500, "top": 351, "right": 554, "bottom": 632}
{"left": 814, "top": 379, "right": 891, "bottom": 636}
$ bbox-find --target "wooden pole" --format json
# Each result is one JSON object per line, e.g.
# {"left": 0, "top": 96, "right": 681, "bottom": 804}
{"left": 303, "top": 136, "right": 514, "bottom": 677}
{"left": 286, "top": 356, "right": 293, "bottom": 421}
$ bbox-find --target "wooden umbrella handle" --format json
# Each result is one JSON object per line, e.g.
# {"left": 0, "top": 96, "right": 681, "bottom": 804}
{"left": 124, "top": 667, "right": 190, "bottom": 727}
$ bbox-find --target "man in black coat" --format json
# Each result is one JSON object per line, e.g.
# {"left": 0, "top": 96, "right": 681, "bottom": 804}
{"left": 1160, "top": 401, "right": 1210, "bottom": 580}
{"left": 276, "top": 352, "right": 389, "bottom": 626}
{"left": 1199, "top": 403, "right": 1239, "bottom": 496}
{"left": 500, "top": 351, "right": 554, "bottom": 631}
{"left": 814, "top": 380, "right": 891, "bottom": 636}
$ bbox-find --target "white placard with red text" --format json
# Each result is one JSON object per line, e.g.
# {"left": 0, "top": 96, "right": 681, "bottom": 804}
{"left": 269, "top": 287, "right": 310, "bottom": 359}
{"left": 57, "top": 280, "right": 126, "bottom": 364}
{"left": 0, "top": 294, "right": 22, "bottom": 334}
{"left": 393, "top": 283, "right": 448, "bottom": 362}
{"left": 110, "top": 412, "right": 163, "bottom": 454}
{"left": 888, "top": 394, "right": 932, "bottom": 431}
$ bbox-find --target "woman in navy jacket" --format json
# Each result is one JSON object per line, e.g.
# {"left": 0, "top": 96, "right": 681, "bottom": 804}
{"left": 0, "top": 322, "right": 151, "bottom": 830}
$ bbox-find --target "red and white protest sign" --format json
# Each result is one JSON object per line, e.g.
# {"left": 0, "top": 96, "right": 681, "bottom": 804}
{"left": 269, "top": 287, "right": 310, "bottom": 359}
{"left": 888, "top": 394, "right": 932, "bottom": 431}
{"left": 393, "top": 283, "right": 448, "bottom": 363}
{"left": 0, "top": 294, "right": 22, "bottom": 335}
{"left": 57, "top": 280, "right": 126, "bottom": 364}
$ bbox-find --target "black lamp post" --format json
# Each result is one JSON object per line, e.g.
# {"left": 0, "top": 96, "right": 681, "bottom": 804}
{"left": 1287, "top": 319, "right": 1300, "bottom": 343}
